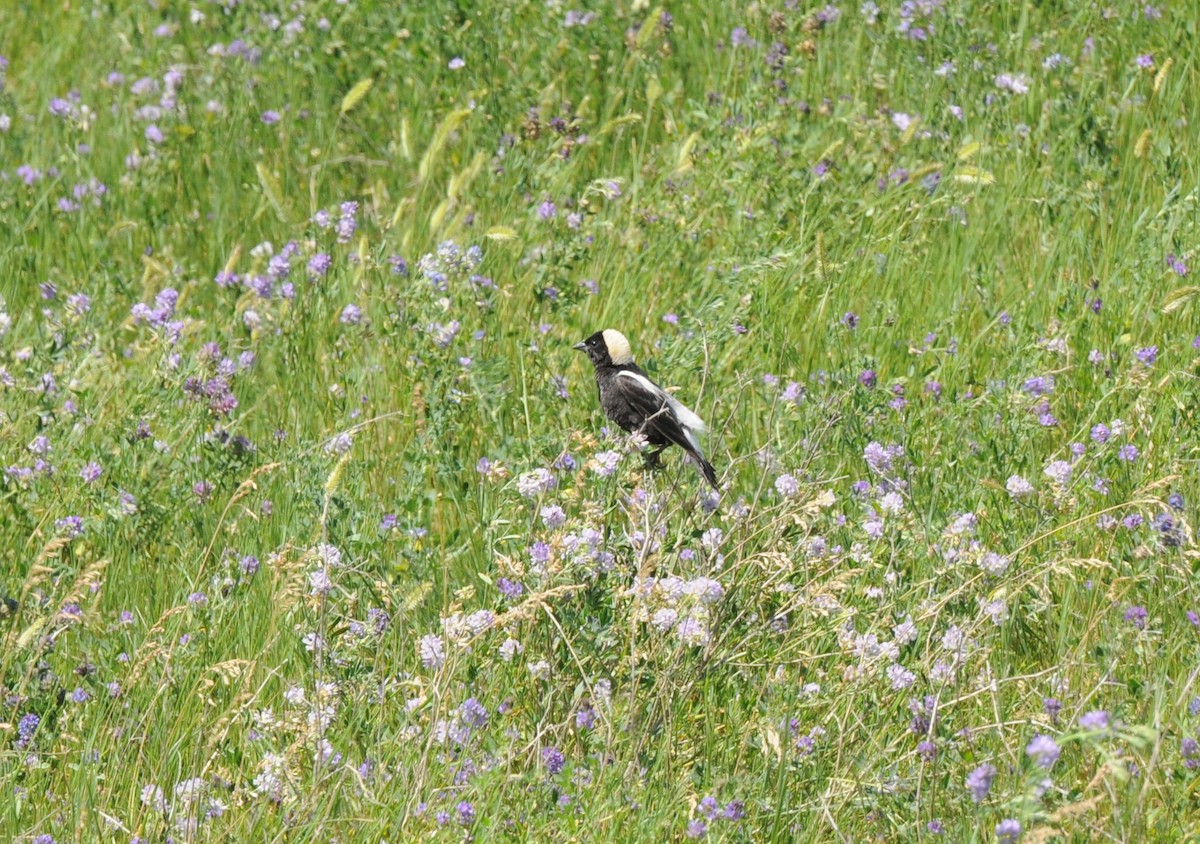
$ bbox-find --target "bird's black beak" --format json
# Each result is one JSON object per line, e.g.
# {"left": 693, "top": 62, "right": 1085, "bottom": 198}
{"left": 572, "top": 341, "right": 586, "bottom": 351}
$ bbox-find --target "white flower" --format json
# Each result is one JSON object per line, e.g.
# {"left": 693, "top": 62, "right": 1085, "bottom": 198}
{"left": 887, "top": 663, "right": 916, "bottom": 690}
{"left": 701, "top": 527, "right": 724, "bottom": 552}
{"left": 308, "top": 568, "right": 333, "bottom": 596}
{"left": 775, "top": 473, "right": 800, "bottom": 497}
{"left": 324, "top": 431, "right": 353, "bottom": 455}
{"left": 315, "top": 738, "right": 338, "bottom": 762}
{"left": 979, "top": 551, "right": 1010, "bottom": 576}
{"left": 311, "top": 543, "right": 343, "bottom": 567}
{"left": 1006, "top": 475, "right": 1034, "bottom": 498}
{"left": 981, "top": 598, "right": 1008, "bottom": 625}
{"left": 253, "top": 752, "right": 288, "bottom": 799}
{"left": 651, "top": 608, "right": 679, "bottom": 631}
{"left": 466, "top": 609, "right": 495, "bottom": 635}
{"left": 589, "top": 450, "right": 621, "bottom": 477}
{"left": 517, "top": 468, "right": 556, "bottom": 497}
{"left": 687, "top": 577, "right": 725, "bottom": 604}
{"left": 995, "top": 72, "right": 1030, "bottom": 94}
{"left": 941, "top": 625, "right": 970, "bottom": 654}
{"left": 499, "top": 637, "right": 523, "bottom": 661}
{"left": 419, "top": 634, "right": 445, "bottom": 669}
{"left": 676, "top": 617, "right": 710, "bottom": 647}
{"left": 930, "top": 661, "right": 956, "bottom": 683}
{"left": 594, "top": 678, "right": 612, "bottom": 706}
{"left": 946, "top": 512, "right": 977, "bottom": 536}
{"left": 174, "top": 777, "right": 206, "bottom": 803}
{"left": 1043, "top": 460, "right": 1072, "bottom": 486}
{"left": 141, "top": 784, "right": 167, "bottom": 812}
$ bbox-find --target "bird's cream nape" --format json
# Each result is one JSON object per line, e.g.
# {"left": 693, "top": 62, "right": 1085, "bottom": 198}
{"left": 601, "top": 328, "right": 634, "bottom": 365}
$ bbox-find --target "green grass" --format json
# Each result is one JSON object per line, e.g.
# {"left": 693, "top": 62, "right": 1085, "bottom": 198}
{"left": 2, "top": 1, "right": 1200, "bottom": 841}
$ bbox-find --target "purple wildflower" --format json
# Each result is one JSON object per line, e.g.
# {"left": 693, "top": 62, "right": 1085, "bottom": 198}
{"left": 56, "top": 516, "right": 84, "bottom": 538}
{"left": 455, "top": 801, "right": 475, "bottom": 826}
{"left": 1183, "top": 737, "right": 1200, "bottom": 769}
{"left": 1026, "top": 734, "right": 1060, "bottom": 768}
{"left": 575, "top": 703, "right": 596, "bottom": 729}
{"left": 1078, "top": 710, "right": 1110, "bottom": 731}
{"left": 730, "top": 27, "right": 757, "bottom": 48}
{"left": 995, "top": 819, "right": 1022, "bottom": 844}
{"left": 497, "top": 578, "right": 524, "bottom": 600}
{"left": 17, "top": 713, "right": 39, "bottom": 748}
{"left": 542, "top": 746, "right": 566, "bottom": 775}
{"left": 419, "top": 633, "right": 445, "bottom": 669}
{"left": 336, "top": 201, "right": 358, "bottom": 243}
{"left": 1022, "top": 375, "right": 1054, "bottom": 396}
{"left": 775, "top": 473, "right": 800, "bottom": 497}
{"left": 308, "top": 253, "right": 332, "bottom": 277}
{"left": 966, "top": 763, "right": 996, "bottom": 803}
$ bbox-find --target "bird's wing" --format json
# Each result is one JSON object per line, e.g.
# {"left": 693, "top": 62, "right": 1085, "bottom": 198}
{"left": 616, "top": 370, "right": 707, "bottom": 453}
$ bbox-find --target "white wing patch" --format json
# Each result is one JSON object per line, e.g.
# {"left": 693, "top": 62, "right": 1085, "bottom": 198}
{"left": 617, "top": 370, "right": 708, "bottom": 451}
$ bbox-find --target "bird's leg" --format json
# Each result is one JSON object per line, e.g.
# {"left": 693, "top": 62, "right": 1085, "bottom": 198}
{"left": 635, "top": 404, "right": 672, "bottom": 473}
{"left": 643, "top": 445, "right": 666, "bottom": 471}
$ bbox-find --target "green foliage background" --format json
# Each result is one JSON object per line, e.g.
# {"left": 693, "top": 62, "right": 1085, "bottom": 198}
{"left": 1, "top": 1, "right": 1199, "bottom": 841}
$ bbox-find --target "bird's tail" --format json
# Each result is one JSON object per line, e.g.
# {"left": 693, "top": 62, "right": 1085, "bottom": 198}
{"left": 686, "top": 450, "right": 720, "bottom": 491}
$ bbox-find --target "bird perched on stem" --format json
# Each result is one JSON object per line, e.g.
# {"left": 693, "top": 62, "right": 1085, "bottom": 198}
{"left": 574, "top": 328, "right": 719, "bottom": 490}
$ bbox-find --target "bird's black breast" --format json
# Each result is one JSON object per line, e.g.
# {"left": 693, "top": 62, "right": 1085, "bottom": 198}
{"left": 595, "top": 364, "right": 672, "bottom": 446}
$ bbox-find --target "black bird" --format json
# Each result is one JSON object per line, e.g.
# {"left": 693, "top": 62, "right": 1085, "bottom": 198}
{"left": 574, "top": 329, "right": 719, "bottom": 490}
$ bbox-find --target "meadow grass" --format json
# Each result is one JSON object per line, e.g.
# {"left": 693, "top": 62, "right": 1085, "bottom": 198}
{"left": 2, "top": 1, "right": 1199, "bottom": 841}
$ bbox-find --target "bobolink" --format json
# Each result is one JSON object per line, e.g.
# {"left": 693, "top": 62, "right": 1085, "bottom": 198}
{"left": 574, "top": 329, "right": 719, "bottom": 490}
